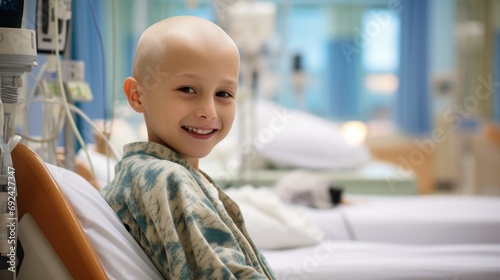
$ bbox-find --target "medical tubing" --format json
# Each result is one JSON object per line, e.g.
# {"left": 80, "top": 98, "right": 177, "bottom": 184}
{"left": 27, "top": 62, "right": 48, "bottom": 100}
{"left": 41, "top": 78, "right": 58, "bottom": 165}
{"left": 65, "top": 102, "right": 121, "bottom": 161}
{"left": 16, "top": 99, "right": 65, "bottom": 144}
{"left": 87, "top": 0, "right": 109, "bottom": 130}
{"left": 107, "top": 0, "right": 119, "bottom": 184}
{"left": 88, "top": 0, "right": 114, "bottom": 184}
{"left": 109, "top": 0, "right": 118, "bottom": 130}
{"left": 53, "top": 2, "right": 95, "bottom": 178}
{"left": 17, "top": 97, "right": 120, "bottom": 160}
{"left": 24, "top": 62, "right": 48, "bottom": 137}
{"left": 16, "top": 130, "right": 59, "bottom": 143}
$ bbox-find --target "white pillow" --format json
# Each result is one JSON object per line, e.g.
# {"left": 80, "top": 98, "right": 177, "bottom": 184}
{"left": 225, "top": 185, "right": 324, "bottom": 250}
{"left": 76, "top": 147, "right": 117, "bottom": 188}
{"left": 254, "top": 99, "right": 371, "bottom": 169}
{"left": 203, "top": 99, "right": 371, "bottom": 173}
{"left": 45, "top": 163, "right": 163, "bottom": 280}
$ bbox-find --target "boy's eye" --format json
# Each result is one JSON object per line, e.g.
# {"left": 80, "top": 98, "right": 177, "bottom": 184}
{"left": 216, "top": 91, "right": 233, "bottom": 98}
{"left": 178, "top": 87, "right": 196, "bottom": 93}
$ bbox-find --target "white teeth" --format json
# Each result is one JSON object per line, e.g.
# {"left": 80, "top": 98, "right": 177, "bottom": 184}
{"left": 185, "top": 127, "right": 214, "bottom": 135}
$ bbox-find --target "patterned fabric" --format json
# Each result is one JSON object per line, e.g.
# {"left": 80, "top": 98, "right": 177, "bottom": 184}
{"left": 101, "top": 142, "right": 276, "bottom": 280}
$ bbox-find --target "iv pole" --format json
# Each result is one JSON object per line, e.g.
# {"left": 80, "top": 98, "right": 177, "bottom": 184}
{"left": 224, "top": 1, "right": 276, "bottom": 186}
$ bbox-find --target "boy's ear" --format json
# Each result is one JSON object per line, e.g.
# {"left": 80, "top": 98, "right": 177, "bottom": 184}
{"left": 124, "top": 77, "right": 144, "bottom": 113}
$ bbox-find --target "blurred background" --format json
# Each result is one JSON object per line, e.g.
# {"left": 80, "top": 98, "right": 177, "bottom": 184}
{"left": 17, "top": 0, "right": 500, "bottom": 196}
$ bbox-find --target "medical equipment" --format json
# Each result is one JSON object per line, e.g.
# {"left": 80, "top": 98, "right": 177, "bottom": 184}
{"left": 0, "top": 0, "right": 38, "bottom": 278}
{"left": 0, "top": 0, "right": 23, "bottom": 28}
{"left": 292, "top": 53, "right": 307, "bottom": 109}
{"left": 225, "top": 1, "right": 276, "bottom": 185}
{"left": 38, "top": 59, "right": 94, "bottom": 171}
{"left": 26, "top": 0, "right": 97, "bottom": 180}
{"left": 36, "top": 0, "right": 72, "bottom": 54}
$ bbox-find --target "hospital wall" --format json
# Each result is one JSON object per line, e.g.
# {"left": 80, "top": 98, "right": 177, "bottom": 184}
{"left": 20, "top": 0, "right": 500, "bottom": 195}
{"left": 366, "top": 0, "right": 500, "bottom": 195}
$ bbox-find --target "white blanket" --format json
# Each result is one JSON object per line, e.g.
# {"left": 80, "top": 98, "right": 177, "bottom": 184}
{"left": 225, "top": 186, "right": 325, "bottom": 250}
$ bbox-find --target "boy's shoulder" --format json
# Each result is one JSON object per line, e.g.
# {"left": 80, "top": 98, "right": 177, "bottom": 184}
{"left": 119, "top": 148, "right": 188, "bottom": 176}
{"left": 105, "top": 145, "right": 196, "bottom": 196}
{"left": 121, "top": 142, "right": 184, "bottom": 163}
{"left": 110, "top": 141, "right": 189, "bottom": 179}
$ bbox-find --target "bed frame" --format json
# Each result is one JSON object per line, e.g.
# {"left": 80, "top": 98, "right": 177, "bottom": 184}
{"left": 12, "top": 143, "right": 107, "bottom": 279}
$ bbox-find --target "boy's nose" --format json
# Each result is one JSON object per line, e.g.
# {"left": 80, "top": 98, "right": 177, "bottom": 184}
{"left": 195, "top": 99, "right": 217, "bottom": 119}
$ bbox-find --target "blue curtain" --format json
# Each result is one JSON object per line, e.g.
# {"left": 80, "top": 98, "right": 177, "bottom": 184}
{"left": 325, "top": 6, "right": 364, "bottom": 121}
{"left": 327, "top": 38, "right": 361, "bottom": 120}
{"left": 396, "top": 0, "right": 431, "bottom": 135}
{"left": 71, "top": 0, "right": 108, "bottom": 143}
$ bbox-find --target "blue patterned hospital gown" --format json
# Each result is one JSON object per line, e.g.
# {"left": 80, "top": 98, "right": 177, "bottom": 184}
{"left": 101, "top": 142, "right": 276, "bottom": 279}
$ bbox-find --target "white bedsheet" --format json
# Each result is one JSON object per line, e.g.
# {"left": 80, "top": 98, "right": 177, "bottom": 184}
{"left": 306, "top": 195, "right": 500, "bottom": 244}
{"left": 46, "top": 163, "right": 163, "bottom": 280}
{"left": 262, "top": 241, "right": 500, "bottom": 280}
{"left": 45, "top": 163, "right": 500, "bottom": 280}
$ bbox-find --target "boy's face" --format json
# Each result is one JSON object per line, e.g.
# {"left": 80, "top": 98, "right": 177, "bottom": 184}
{"left": 137, "top": 42, "right": 239, "bottom": 165}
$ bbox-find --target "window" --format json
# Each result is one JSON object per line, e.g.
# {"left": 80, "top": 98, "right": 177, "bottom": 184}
{"left": 361, "top": 9, "right": 400, "bottom": 121}
{"left": 112, "top": 1, "right": 402, "bottom": 126}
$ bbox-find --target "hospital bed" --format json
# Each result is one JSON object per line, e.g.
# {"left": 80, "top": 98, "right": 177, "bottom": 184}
{"left": 12, "top": 143, "right": 107, "bottom": 279}
{"left": 210, "top": 161, "right": 419, "bottom": 195}
{"left": 305, "top": 194, "right": 500, "bottom": 245}
{"left": 12, "top": 143, "right": 161, "bottom": 280}
{"left": 263, "top": 242, "right": 500, "bottom": 280}
{"left": 229, "top": 187, "right": 500, "bottom": 280}
{"left": 10, "top": 143, "right": 500, "bottom": 279}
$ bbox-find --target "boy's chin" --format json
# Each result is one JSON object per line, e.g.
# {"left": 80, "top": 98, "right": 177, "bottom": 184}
{"left": 189, "top": 149, "right": 213, "bottom": 160}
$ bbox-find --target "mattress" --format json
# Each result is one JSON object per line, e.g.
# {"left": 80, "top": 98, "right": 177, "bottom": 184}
{"left": 262, "top": 241, "right": 500, "bottom": 280}
{"left": 305, "top": 195, "right": 500, "bottom": 245}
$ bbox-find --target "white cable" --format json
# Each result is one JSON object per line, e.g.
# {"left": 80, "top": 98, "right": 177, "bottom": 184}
{"left": 88, "top": 0, "right": 115, "bottom": 184}
{"left": 18, "top": 96, "right": 121, "bottom": 160}
{"left": 17, "top": 106, "right": 65, "bottom": 144}
{"left": 16, "top": 96, "right": 66, "bottom": 143}
{"left": 42, "top": 67, "right": 57, "bottom": 164}
{"left": 108, "top": 0, "right": 119, "bottom": 184}
{"left": 108, "top": 0, "right": 118, "bottom": 132}
{"left": 66, "top": 102, "right": 121, "bottom": 161}
{"left": 16, "top": 132, "right": 59, "bottom": 143}
{"left": 28, "top": 62, "right": 48, "bottom": 100}
{"left": 23, "top": 62, "right": 48, "bottom": 137}
{"left": 53, "top": 2, "right": 95, "bottom": 177}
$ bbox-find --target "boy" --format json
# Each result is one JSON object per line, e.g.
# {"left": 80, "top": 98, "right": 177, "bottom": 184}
{"left": 100, "top": 16, "right": 276, "bottom": 279}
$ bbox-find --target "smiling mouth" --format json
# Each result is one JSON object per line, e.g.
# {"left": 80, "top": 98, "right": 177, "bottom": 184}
{"left": 182, "top": 126, "right": 217, "bottom": 135}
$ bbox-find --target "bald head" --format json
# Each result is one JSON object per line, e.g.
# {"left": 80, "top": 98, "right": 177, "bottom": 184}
{"left": 132, "top": 16, "right": 239, "bottom": 85}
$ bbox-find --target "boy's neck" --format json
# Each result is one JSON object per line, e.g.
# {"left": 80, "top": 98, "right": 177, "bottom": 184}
{"left": 185, "top": 157, "right": 199, "bottom": 171}
{"left": 148, "top": 139, "right": 200, "bottom": 170}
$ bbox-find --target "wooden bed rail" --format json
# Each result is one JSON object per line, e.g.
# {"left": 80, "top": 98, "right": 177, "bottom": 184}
{"left": 12, "top": 143, "right": 107, "bottom": 280}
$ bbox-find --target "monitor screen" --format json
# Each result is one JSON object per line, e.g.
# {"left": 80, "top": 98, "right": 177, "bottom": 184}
{"left": 0, "top": 0, "right": 24, "bottom": 28}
